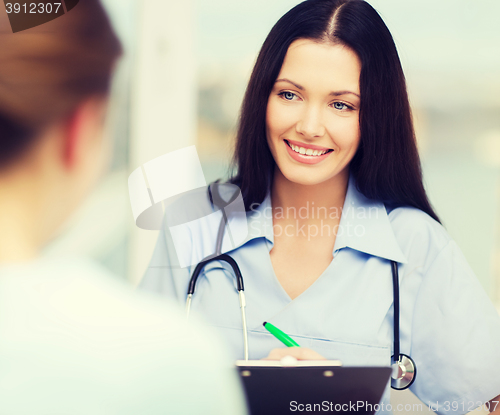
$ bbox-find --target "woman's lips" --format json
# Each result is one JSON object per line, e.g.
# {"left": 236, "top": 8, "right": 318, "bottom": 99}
{"left": 285, "top": 138, "right": 333, "bottom": 152}
{"left": 284, "top": 139, "right": 333, "bottom": 165}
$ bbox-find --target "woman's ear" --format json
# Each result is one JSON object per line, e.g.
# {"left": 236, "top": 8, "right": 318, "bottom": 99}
{"left": 61, "top": 95, "right": 108, "bottom": 170}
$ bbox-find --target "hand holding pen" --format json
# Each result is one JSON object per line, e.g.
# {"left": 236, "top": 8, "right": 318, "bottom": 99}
{"left": 262, "top": 322, "right": 326, "bottom": 361}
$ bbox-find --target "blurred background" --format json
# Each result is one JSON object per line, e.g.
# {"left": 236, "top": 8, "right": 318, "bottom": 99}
{"left": 44, "top": 0, "right": 500, "bottom": 306}
{"left": 42, "top": 1, "right": 499, "bottom": 411}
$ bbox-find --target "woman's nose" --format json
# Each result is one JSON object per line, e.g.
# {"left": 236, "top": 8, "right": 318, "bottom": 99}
{"left": 295, "top": 106, "right": 325, "bottom": 138}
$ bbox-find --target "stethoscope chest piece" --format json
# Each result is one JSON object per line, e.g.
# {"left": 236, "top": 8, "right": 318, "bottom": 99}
{"left": 391, "top": 354, "right": 416, "bottom": 390}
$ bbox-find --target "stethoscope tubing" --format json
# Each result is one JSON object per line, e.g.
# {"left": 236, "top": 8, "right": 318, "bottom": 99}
{"left": 392, "top": 260, "right": 400, "bottom": 362}
{"left": 186, "top": 182, "right": 249, "bottom": 360}
{"left": 185, "top": 253, "right": 249, "bottom": 360}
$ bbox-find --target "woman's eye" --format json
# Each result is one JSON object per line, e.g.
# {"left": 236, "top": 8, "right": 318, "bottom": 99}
{"left": 333, "top": 102, "right": 349, "bottom": 110}
{"left": 279, "top": 91, "right": 297, "bottom": 101}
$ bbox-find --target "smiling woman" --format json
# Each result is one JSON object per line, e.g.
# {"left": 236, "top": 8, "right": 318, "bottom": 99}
{"left": 140, "top": 1, "right": 500, "bottom": 414}
{"left": 228, "top": 0, "right": 437, "bottom": 223}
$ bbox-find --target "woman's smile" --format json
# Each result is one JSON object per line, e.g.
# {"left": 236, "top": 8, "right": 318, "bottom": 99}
{"left": 284, "top": 139, "right": 334, "bottom": 165}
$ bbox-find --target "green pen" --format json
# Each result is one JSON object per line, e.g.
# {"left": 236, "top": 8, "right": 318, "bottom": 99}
{"left": 263, "top": 321, "right": 301, "bottom": 347}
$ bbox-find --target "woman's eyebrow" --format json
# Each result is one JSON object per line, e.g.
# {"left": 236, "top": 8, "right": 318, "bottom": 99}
{"left": 329, "top": 90, "right": 360, "bottom": 98}
{"left": 275, "top": 78, "right": 360, "bottom": 98}
{"left": 275, "top": 78, "right": 304, "bottom": 90}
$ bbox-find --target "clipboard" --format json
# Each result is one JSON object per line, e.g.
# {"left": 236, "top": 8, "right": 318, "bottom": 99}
{"left": 236, "top": 359, "right": 392, "bottom": 415}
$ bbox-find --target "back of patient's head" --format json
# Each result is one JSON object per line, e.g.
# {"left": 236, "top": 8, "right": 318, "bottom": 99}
{"left": 0, "top": 0, "right": 122, "bottom": 260}
{"left": 0, "top": 0, "right": 122, "bottom": 169}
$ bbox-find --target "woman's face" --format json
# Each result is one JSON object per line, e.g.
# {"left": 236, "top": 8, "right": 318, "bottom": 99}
{"left": 266, "top": 39, "right": 361, "bottom": 186}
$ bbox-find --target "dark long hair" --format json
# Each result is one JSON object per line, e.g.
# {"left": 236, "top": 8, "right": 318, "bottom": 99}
{"left": 228, "top": 0, "right": 440, "bottom": 223}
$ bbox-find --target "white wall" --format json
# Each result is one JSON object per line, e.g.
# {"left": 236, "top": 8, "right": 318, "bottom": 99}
{"left": 128, "top": 0, "right": 197, "bottom": 284}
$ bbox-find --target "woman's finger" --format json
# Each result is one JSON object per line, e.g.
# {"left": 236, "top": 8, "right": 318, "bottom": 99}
{"left": 262, "top": 347, "right": 327, "bottom": 361}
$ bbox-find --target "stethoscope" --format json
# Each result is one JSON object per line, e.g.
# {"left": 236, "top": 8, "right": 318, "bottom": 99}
{"left": 185, "top": 181, "right": 416, "bottom": 390}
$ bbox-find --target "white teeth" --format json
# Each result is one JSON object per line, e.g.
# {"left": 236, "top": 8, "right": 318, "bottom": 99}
{"left": 288, "top": 142, "right": 329, "bottom": 156}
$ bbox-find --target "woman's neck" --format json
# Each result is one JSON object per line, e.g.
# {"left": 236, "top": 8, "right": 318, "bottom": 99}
{"left": 271, "top": 167, "right": 350, "bottom": 224}
{"left": 0, "top": 172, "right": 43, "bottom": 263}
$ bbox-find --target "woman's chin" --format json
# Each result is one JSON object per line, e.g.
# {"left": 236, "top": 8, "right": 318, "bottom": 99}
{"left": 274, "top": 159, "right": 351, "bottom": 187}
{"left": 277, "top": 167, "right": 334, "bottom": 187}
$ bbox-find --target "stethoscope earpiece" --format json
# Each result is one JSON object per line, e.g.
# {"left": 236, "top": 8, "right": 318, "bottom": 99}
{"left": 391, "top": 354, "right": 416, "bottom": 390}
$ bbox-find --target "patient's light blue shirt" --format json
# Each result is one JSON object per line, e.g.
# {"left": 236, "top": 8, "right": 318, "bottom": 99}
{"left": 140, "top": 174, "right": 500, "bottom": 415}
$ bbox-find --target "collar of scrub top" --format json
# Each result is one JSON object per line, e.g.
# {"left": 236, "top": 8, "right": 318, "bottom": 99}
{"left": 234, "top": 173, "right": 408, "bottom": 265}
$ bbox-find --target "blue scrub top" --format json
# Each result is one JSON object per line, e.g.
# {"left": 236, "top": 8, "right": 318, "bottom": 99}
{"left": 140, "top": 173, "right": 500, "bottom": 415}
